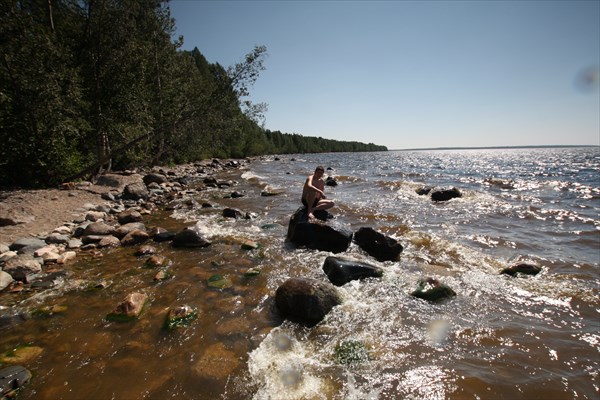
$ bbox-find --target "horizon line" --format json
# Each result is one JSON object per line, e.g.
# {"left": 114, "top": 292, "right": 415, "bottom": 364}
{"left": 390, "top": 144, "right": 599, "bottom": 151}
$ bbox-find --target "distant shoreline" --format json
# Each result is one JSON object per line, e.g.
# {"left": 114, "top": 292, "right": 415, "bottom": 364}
{"left": 392, "top": 144, "right": 599, "bottom": 151}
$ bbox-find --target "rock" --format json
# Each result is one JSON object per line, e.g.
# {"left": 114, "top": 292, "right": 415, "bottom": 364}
{"left": 9, "top": 238, "right": 46, "bottom": 253}
{"left": 67, "top": 239, "right": 83, "bottom": 249}
{"left": 260, "top": 190, "right": 281, "bottom": 197}
{"left": 163, "top": 305, "right": 198, "bottom": 330}
{"left": 0, "top": 365, "right": 32, "bottom": 397}
{"left": 322, "top": 256, "right": 384, "bottom": 286}
{"left": 230, "top": 191, "right": 245, "bottom": 198}
{"left": 0, "top": 242, "right": 9, "bottom": 253}
{"left": 172, "top": 228, "right": 211, "bottom": 248}
{"left": 123, "top": 181, "right": 149, "bottom": 201}
{"left": 410, "top": 277, "right": 457, "bottom": 302}
{"left": 193, "top": 343, "right": 239, "bottom": 380}
{"left": 143, "top": 173, "right": 168, "bottom": 186}
{"left": 501, "top": 263, "right": 542, "bottom": 277}
{"left": 83, "top": 222, "right": 116, "bottom": 236}
{"left": 240, "top": 240, "right": 259, "bottom": 250}
{"left": 81, "top": 235, "right": 106, "bottom": 244}
{"left": 34, "top": 244, "right": 59, "bottom": 258}
{"left": 0, "top": 214, "right": 35, "bottom": 227}
{"left": 275, "top": 277, "right": 343, "bottom": 326}
{"left": 96, "top": 173, "right": 125, "bottom": 187}
{"left": 0, "top": 251, "right": 17, "bottom": 263}
{"left": 416, "top": 186, "right": 432, "bottom": 196}
{"left": 431, "top": 187, "right": 462, "bottom": 202}
{"left": 2, "top": 254, "right": 42, "bottom": 282}
{"left": 52, "top": 226, "right": 72, "bottom": 235}
{"left": 223, "top": 208, "right": 243, "bottom": 219}
{"left": 153, "top": 269, "right": 170, "bottom": 281}
{"left": 145, "top": 255, "right": 169, "bottom": 268}
{"left": 120, "top": 229, "right": 150, "bottom": 246}
{"left": 243, "top": 268, "right": 261, "bottom": 277}
{"left": 45, "top": 233, "right": 70, "bottom": 245}
{"left": 334, "top": 340, "right": 371, "bottom": 365}
{"left": 153, "top": 231, "right": 176, "bottom": 242}
{"left": 85, "top": 210, "right": 107, "bottom": 222}
{"left": 0, "top": 345, "right": 43, "bottom": 364}
{"left": 135, "top": 245, "right": 157, "bottom": 256}
{"left": 98, "top": 235, "right": 121, "bottom": 248}
{"left": 57, "top": 251, "right": 77, "bottom": 264}
{"left": 117, "top": 208, "right": 143, "bottom": 224}
{"left": 207, "top": 274, "right": 232, "bottom": 289}
{"left": 286, "top": 207, "right": 353, "bottom": 253}
{"left": 106, "top": 292, "right": 148, "bottom": 321}
{"left": 353, "top": 227, "right": 403, "bottom": 262}
{"left": 325, "top": 176, "right": 338, "bottom": 187}
{"left": 114, "top": 222, "right": 146, "bottom": 239}
{"left": 0, "top": 271, "right": 14, "bottom": 291}
{"left": 31, "top": 304, "right": 68, "bottom": 318}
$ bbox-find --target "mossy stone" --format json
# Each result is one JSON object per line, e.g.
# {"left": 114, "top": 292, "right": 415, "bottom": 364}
{"left": 207, "top": 274, "right": 232, "bottom": 289}
{"left": 334, "top": 340, "right": 370, "bottom": 365}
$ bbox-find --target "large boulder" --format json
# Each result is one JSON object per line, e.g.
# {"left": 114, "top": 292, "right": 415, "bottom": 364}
{"left": 83, "top": 222, "right": 116, "bottom": 236}
{"left": 275, "top": 278, "right": 342, "bottom": 326}
{"left": 322, "top": 256, "right": 384, "bottom": 286}
{"left": 501, "top": 263, "right": 542, "bottom": 277}
{"left": 172, "top": 228, "right": 211, "bottom": 248}
{"left": 117, "top": 208, "right": 143, "bottom": 224}
{"left": 287, "top": 207, "right": 352, "bottom": 253}
{"left": 9, "top": 238, "right": 46, "bottom": 254}
{"left": 123, "top": 181, "right": 149, "bottom": 200}
{"left": 143, "top": 173, "right": 168, "bottom": 186}
{"left": 431, "top": 187, "right": 462, "bottom": 202}
{"left": 353, "top": 227, "right": 403, "bottom": 262}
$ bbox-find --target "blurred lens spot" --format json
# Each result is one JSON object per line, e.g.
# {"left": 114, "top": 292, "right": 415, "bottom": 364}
{"left": 574, "top": 65, "right": 599, "bottom": 93}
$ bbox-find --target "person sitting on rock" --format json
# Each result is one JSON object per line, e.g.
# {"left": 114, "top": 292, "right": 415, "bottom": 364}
{"left": 302, "top": 166, "right": 334, "bottom": 219}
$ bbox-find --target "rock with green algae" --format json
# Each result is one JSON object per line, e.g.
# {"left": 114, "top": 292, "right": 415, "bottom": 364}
{"left": 334, "top": 340, "right": 371, "bottom": 365}
{"left": 31, "top": 304, "right": 68, "bottom": 318}
{"left": 243, "top": 268, "right": 261, "bottom": 277}
{"left": 163, "top": 305, "right": 198, "bottom": 330}
{"left": 0, "top": 344, "right": 43, "bottom": 364}
{"left": 106, "top": 292, "right": 148, "bottom": 321}
{"left": 207, "top": 274, "right": 232, "bottom": 289}
{"left": 410, "top": 277, "right": 456, "bottom": 302}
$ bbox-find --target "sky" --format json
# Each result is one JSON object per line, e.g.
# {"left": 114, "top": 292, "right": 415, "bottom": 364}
{"left": 169, "top": 0, "right": 600, "bottom": 150}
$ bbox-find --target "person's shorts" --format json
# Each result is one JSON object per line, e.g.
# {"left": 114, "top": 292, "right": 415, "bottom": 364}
{"left": 302, "top": 197, "right": 319, "bottom": 208}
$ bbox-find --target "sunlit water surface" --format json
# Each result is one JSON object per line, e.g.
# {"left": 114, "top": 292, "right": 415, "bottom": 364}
{"left": 1, "top": 147, "right": 598, "bottom": 399}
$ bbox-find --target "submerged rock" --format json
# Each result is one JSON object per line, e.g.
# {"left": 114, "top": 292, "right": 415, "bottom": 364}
{"left": 0, "top": 345, "right": 43, "bottom": 364}
{"left": 207, "top": 274, "right": 232, "bottom": 289}
{"left": 106, "top": 292, "right": 148, "bottom": 321}
{"left": 275, "top": 277, "right": 343, "bottom": 326}
{"left": 164, "top": 305, "right": 198, "bottom": 330}
{"left": 410, "top": 277, "right": 456, "bottom": 302}
{"left": 322, "top": 256, "right": 384, "bottom": 286}
{"left": 353, "top": 227, "right": 403, "bottom": 262}
{"left": 501, "top": 263, "right": 542, "bottom": 277}
{"left": 334, "top": 340, "right": 371, "bottom": 365}
{"left": 0, "top": 365, "right": 32, "bottom": 398}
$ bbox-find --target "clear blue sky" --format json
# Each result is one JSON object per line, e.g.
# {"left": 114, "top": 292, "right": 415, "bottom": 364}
{"left": 169, "top": 0, "right": 599, "bottom": 150}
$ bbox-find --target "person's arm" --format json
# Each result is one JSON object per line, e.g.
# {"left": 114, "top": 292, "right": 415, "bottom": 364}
{"left": 306, "top": 175, "right": 325, "bottom": 198}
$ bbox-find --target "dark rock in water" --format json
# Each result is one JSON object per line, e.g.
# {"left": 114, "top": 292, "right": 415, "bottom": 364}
{"left": 164, "top": 305, "right": 198, "bottom": 330}
{"left": 114, "top": 222, "right": 146, "bottom": 239}
{"left": 275, "top": 278, "right": 342, "bottom": 326}
{"left": 45, "top": 233, "right": 70, "bottom": 245}
{"left": 323, "top": 256, "right": 384, "bottom": 286}
{"left": 201, "top": 202, "right": 213, "bottom": 208}
{"left": 353, "top": 227, "right": 403, "bottom": 262}
{"left": 172, "top": 228, "right": 211, "bottom": 248}
{"left": 416, "top": 186, "right": 432, "bottom": 196}
{"left": 325, "top": 176, "right": 338, "bottom": 187}
{"left": 287, "top": 207, "right": 352, "bottom": 253}
{"left": 143, "top": 173, "right": 168, "bottom": 186}
{"left": 223, "top": 208, "right": 243, "bottom": 219}
{"left": 410, "top": 277, "right": 456, "bottom": 302}
{"left": 145, "top": 255, "right": 169, "bottom": 268}
{"left": 0, "top": 365, "right": 32, "bottom": 397}
{"left": 501, "top": 263, "right": 542, "bottom": 277}
{"left": 106, "top": 292, "right": 148, "bottom": 321}
{"left": 123, "top": 181, "right": 149, "bottom": 200}
{"left": 0, "top": 313, "right": 29, "bottom": 331}
{"left": 154, "top": 231, "right": 176, "bottom": 242}
{"left": 134, "top": 245, "right": 157, "bottom": 256}
{"left": 431, "top": 187, "right": 462, "bottom": 202}
{"left": 230, "top": 191, "right": 245, "bottom": 198}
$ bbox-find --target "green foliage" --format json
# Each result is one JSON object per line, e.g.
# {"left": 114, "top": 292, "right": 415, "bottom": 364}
{"left": 0, "top": 0, "right": 386, "bottom": 188}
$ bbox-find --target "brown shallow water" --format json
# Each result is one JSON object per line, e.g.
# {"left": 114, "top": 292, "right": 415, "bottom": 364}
{"left": 1, "top": 149, "right": 599, "bottom": 399}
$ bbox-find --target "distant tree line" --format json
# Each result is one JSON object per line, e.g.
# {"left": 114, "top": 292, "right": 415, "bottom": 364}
{"left": 0, "top": 0, "right": 386, "bottom": 188}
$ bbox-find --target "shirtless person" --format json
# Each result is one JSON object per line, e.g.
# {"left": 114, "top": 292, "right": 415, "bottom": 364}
{"left": 302, "top": 166, "right": 334, "bottom": 219}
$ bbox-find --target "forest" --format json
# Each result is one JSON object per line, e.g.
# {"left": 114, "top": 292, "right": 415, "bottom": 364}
{"left": 0, "top": 0, "right": 387, "bottom": 188}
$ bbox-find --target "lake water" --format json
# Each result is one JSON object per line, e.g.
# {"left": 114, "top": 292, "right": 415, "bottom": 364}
{"left": 1, "top": 147, "right": 599, "bottom": 399}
